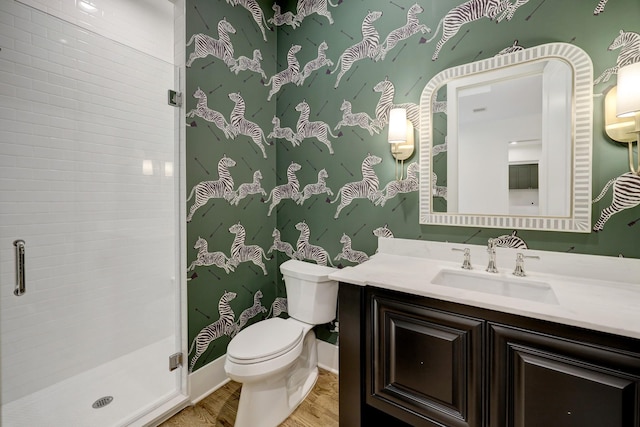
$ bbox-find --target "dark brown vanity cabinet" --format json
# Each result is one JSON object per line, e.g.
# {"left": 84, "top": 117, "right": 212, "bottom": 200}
{"left": 339, "top": 283, "right": 640, "bottom": 427}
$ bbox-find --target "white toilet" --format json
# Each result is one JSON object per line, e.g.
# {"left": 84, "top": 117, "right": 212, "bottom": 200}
{"left": 224, "top": 259, "right": 338, "bottom": 427}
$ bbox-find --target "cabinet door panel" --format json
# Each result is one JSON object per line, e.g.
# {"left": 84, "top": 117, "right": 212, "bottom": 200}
{"left": 490, "top": 323, "right": 640, "bottom": 427}
{"left": 391, "top": 317, "right": 458, "bottom": 405}
{"left": 514, "top": 348, "right": 635, "bottom": 427}
{"left": 368, "top": 294, "right": 484, "bottom": 427}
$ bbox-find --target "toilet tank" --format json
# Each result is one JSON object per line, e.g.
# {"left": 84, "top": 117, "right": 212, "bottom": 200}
{"left": 279, "top": 260, "right": 338, "bottom": 325}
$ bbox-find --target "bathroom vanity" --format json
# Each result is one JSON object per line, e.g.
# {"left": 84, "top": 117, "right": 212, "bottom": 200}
{"left": 329, "top": 238, "right": 640, "bottom": 427}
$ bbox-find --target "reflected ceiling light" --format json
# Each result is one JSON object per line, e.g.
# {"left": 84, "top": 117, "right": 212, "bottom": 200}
{"left": 143, "top": 160, "right": 153, "bottom": 176}
{"left": 164, "top": 162, "right": 174, "bottom": 177}
{"left": 78, "top": 1, "right": 98, "bottom": 13}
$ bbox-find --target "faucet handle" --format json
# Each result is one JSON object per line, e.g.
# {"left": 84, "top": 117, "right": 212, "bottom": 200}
{"left": 452, "top": 247, "right": 472, "bottom": 270}
{"left": 513, "top": 252, "right": 540, "bottom": 277}
{"left": 486, "top": 239, "right": 498, "bottom": 273}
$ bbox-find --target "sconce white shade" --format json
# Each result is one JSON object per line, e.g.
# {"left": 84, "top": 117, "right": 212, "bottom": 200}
{"left": 605, "top": 86, "right": 636, "bottom": 143}
{"left": 388, "top": 108, "right": 407, "bottom": 143}
{"left": 617, "top": 62, "right": 640, "bottom": 118}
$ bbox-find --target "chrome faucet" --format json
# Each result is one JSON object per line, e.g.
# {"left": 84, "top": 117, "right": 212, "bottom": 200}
{"left": 452, "top": 247, "right": 472, "bottom": 270}
{"left": 512, "top": 252, "right": 540, "bottom": 277}
{"left": 486, "top": 238, "right": 498, "bottom": 273}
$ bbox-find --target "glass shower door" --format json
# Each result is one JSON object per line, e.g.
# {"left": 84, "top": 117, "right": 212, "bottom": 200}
{"left": 0, "top": 2, "right": 185, "bottom": 426}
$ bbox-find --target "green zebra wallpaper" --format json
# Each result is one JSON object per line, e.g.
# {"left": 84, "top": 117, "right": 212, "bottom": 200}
{"left": 186, "top": 0, "right": 640, "bottom": 373}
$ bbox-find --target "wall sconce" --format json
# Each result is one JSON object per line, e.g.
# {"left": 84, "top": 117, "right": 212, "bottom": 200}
{"left": 388, "top": 108, "right": 415, "bottom": 180}
{"left": 613, "top": 62, "right": 640, "bottom": 174}
{"left": 605, "top": 86, "right": 636, "bottom": 144}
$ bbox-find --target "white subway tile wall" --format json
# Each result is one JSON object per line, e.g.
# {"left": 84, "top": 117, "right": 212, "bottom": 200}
{"left": 16, "top": 0, "right": 175, "bottom": 64}
{"left": 0, "top": 0, "right": 179, "bottom": 408}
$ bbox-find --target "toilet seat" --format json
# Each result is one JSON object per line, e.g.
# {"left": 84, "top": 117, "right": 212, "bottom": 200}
{"left": 227, "top": 317, "right": 303, "bottom": 364}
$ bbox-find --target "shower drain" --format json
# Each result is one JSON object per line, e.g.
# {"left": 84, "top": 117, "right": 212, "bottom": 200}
{"left": 92, "top": 396, "right": 114, "bottom": 409}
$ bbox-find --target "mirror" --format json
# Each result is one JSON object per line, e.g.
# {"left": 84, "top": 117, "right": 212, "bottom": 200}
{"left": 419, "top": 43, "right": 593, "bottom": 232}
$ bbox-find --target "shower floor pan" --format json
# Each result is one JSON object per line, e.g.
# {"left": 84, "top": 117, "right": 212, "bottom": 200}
{"left": 2, "top": 337, "right": 179, "bottom": 427}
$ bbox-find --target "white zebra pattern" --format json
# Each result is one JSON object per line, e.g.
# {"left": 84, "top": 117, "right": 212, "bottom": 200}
{"left": 297, "top": 168, "right": 334, "bottom": 205}
{"left": 228, "top": 92, "right": 269, "bottom": 158}
{"left": 231, "top": 290, "right": 267, "bottom": 337}
{"left": 334, "top": 100, "right": 378, "bottom": 136}
{"left": 265, "top": 44, "right": 302, "bottom": 101}
{"left": 375, "top": 3, "right": 430, "bottom": 61}
{"left": 432, "top": 172, "right": 448, "bottom": 200}
{"left": 188, "top": 290, "right": 237, "bottom": 372}
{"left": 594, "top": 30, "right": 640, "bottom": 85}
{"left": 373, "top": 224, "right": 394, "bottom": 238}
{"left": 229, "top": 170, "right": 266, "bottom": 206}
{"left": 267, "top": 116, "right": 298, "bottom": 146}
{"left": 186, "top": 155, "right": 236, "bottom": 222}
{"left": 186, "top": 18, "right": 236, "bottom": 68}
{"left": 592, "top": 172, "right": 640, "bottom": 232}
{"left": 294, "top": 0, "right": 339, "bottom": 26}
{"left": 267, "top": 297, "right": 288, "bottom": 318}
{"left": 594, "top": 0, "right": 609, "bottom": 15}
{"left": 268, "top": 229, "right": 299, "bottom": 260}
{"left": 225, "top": 0, "right": 270, "bottom": 42}
{"left": 294, "top": 100, "right": 337, "bottom": 154}
{"left": 228, "top": 222, "right": 269, "bottom": 275}
{"left": 188, "top": 237, "right": 234, "bottom": 273}
{"left": 495, "top": 40, "right": 525, "bottom": 56}
{"left": 334, "top": 234, "right": 369, "bottom": 265}
{"left": 298, "top": 41, "right": 334, "bottom": 86}
{"left": 331, "top": 154, "right": 383, "bottom": 219}
{"left": 374, "top": 162, "right": 419, "bottom": 207}
{"left": 372, "top": 77, "right": 419, "bottom": 132}
{"left": 492, "top": 230, "right": 529, "bottom": 249}
{"left": 186, "top": 88, "right": 234, "bottom": 139}
{"left": 230, "top": 49, "right": 267, "bottom": 80}
{"left": 295, "top": 221, "right": 334, "bottom": 267}
{"left": 265, "top": 162, "right": 302, "bottom": 216}
{"left": 426, "top": 0, "right": 530, "bottom": 61}
{"left": 269, "top": 4, "right": 299, "bottom": 29}
{"left": 332, "top": 10, "right": 383, "bottom": 88}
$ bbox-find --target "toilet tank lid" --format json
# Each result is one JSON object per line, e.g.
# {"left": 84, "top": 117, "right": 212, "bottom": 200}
{"left": 280, "top": 260, "right": 337, "bottom": 282}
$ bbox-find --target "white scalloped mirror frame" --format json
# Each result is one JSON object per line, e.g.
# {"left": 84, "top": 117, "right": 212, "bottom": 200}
{"left": 419, "top": 43, "right": 593, "bottom": 232}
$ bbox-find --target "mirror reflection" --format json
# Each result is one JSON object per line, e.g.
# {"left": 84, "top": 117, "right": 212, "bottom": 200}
{"left": 420, "top": 43, "right": 593, "bottom": 232}
{"left": 443, "top": 59, "right": 571, "bottom": 216}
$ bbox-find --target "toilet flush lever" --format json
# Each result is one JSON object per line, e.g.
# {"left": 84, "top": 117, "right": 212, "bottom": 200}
{"left": 452, "top": 247, "right": 472, "bottom": 270}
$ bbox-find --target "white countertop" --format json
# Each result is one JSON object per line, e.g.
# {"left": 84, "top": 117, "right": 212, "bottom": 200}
{"left": 329, "top": 238, "right": 640, "bottom": 340}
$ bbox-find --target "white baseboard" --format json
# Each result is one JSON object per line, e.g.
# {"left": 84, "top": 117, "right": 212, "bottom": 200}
{"left": 188, "top": 354, "right": 230, "bottom": 404}
{"left": 187, "top": 339, "right": 339, "bottom": 403}
{"left": 317, "top": 340, "right": 339, "bottom": 375}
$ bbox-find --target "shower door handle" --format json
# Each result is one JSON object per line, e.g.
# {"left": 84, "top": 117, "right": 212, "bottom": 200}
{"left": 14, "top": 239, "right": 26, "bottom": 296}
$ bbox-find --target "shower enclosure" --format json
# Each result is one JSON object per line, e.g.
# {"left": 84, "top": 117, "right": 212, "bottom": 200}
{"left": 0, "top": 1, "right": 187, "bottom": 425}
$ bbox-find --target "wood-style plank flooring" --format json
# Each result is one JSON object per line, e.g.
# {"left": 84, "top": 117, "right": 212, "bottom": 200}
{"left": 160, "top": 369, "right": 338, "bottom": 427}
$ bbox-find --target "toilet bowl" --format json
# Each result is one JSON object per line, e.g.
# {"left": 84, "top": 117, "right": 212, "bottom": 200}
{"left": 224, "top": 260, "right": 338, "bottom": 427}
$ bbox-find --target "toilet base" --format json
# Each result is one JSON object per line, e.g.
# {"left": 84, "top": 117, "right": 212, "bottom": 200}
{"left": 233, "top": 332, "right": 318, "bottom": 427}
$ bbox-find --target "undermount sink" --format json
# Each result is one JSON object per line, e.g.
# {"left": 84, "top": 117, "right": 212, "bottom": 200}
{"left": 431, "top": 269, "right": 559, "bottom": 305}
